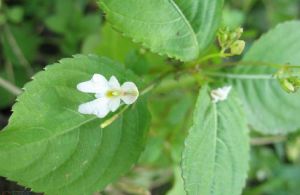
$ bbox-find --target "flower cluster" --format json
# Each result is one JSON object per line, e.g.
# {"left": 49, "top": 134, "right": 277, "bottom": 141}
{"left": 274, "top": 66, "right": 300, "bottom": 93}
{"left": 77, "top": 74, "right": 139, "bottom": 118}
{"left": 218, "top": 27, "right": 245, "bottom": 55}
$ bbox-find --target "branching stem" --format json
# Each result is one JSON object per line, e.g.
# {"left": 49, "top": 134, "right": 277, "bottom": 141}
{"left": 100, "top": 52, "right": 300, "bottom": 128}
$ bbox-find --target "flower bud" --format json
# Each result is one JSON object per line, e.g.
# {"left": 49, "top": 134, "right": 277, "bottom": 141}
{"left": 230, "top": 40, "right": 245, "bottom": 55}
{"left": 235, "top": 27, "right": 244, "bottom": 39}
{"left": 218, "top": 27, "right": 245, "bottom": 54}
{"left": 280, "top": 79, "right": 295, "bottom": 93}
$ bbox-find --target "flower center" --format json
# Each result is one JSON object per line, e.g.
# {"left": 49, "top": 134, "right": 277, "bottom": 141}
{"left": 106, "top": 90, "right": 121, "bottom": 98}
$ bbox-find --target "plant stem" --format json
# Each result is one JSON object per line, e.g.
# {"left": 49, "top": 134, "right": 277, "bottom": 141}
{"left": 5, "top": 60, "right": 15, "bottom": 82}
{"left": 196, "top": 53, "right": 223, "bottom": 64}
{"left": 154, "top": 75, "right": 197, "bottom": 93}
{"left": 202, "top": 71, "right": 274, "bottom": 80}
{"left": 100, "top": 105, "right": 129, "bottom": 129}
{"left": 250, "top": 136, "right": 286, "bottom": 146}
{"left": 0, "top": 76, "right": 22, "bottom": 95}
{"left": 140, "top": 70, "right": 174, "bottom": 96}
{"left": 100, "top": 53, "right": 300, "bottom": 128}
{"left": 205, "top": 60, "right": 300, "bottom": 70}
{"left": 3, "top": 25, "right": 33, "bottom": 76}
{"left": 188, "top": 52, "right": 234, "bottom": 67}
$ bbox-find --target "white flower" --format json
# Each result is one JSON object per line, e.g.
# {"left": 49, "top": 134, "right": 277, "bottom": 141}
{"left": 77, "top": 74, "right": 139, "bottom": 118}
{"left": 210, "top": 86, "right": 232, "bottom": 103}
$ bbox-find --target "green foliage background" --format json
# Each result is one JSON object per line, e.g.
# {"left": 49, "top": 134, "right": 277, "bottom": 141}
{"left": 0, "top": 0, "right": 300, "bottom": 194}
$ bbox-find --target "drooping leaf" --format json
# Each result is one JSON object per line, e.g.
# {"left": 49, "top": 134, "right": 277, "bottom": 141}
{"left": 229, "top": 21, "right": 300, "bottom": 134}
{"left": 182, "top": 85, "right": 249, "bottom": 195}
{"left": 97, "top": 0, "right": 223, "bottom": 61}
{"left": 0, "top": 54, "right": 150, "bottom": 195}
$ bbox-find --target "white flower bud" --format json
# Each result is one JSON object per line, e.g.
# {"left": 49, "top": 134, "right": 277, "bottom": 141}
{"left": 211, "top": 86, "right": 232, "bottom": 103}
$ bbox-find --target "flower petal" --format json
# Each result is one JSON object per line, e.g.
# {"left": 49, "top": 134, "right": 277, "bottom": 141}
{"left": 121, "top": 82, "right": 139, "bottom": 104}
{"left": 78, "top": 98, "right": 110, "bottom": 118}
{"left": 211, "top": 86, "right": 232, "bottom": 103}
{"left": 108, "top": 97, "right": 121, "bottom": 112}
{"left": 77, "top": 74, "right": 108, "bottom": 94}
{"left": 108, "top": 75, "right": 121, "bottom": 89}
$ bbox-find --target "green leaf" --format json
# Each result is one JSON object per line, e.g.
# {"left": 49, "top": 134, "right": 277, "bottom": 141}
{"left": 82, "top": 24, "right": 137, "bottom": 63}
{"left": 5, "top": 6, "right": 24, "bottom": 23}
{"left": 230, "top": 21, "right": 300, "bottom": 134}
{"left": 98, "top": 0, "right": 223, "bottom": 61}
{"left": 0, "top": 54, "right": 150, "bottom": 195}
{"left": 167, "top": 167, "right": 186, "bottom": 195}
{"left": 125, "top": 50, "right": 150, "bottom": 75}
{"left": 182, "top": 85, "right": 249, "bottom": 195}
{"left": 82, "top": 24, "right": 166, "bottom": 74}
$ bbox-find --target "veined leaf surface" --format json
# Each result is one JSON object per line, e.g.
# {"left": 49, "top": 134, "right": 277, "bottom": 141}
{"left": 98, "top": 0, "right": 223, "bottom": 61}
{"left": 0, "top": 54, "right": 150, "bottom": 195}
{"left": 182, "top": 86, "right": 249, "bottom": 195}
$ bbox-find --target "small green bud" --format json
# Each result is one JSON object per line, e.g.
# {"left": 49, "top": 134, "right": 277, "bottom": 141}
{"left": 275, "top": 66, "right": 300, "bottom": 93}
{"left": 229, "top": 32, "right": 237, "bottom": 40}
{"left": 217, "top": 28, "right": 229, "bottom": 47}
{"left": 229, "top": 28, "right": 243, "bottom": 41}
{"left": 218, "top": 26, "right": 245, "bottom": 53}
{"left": 235, "top": 27, "right": 244, "bottom": 39}
{"left": 220, "top": 33, "right": 228, "bottom": 43}
{"left": 230, "top": 40, "right": 245, "bottom": 55}
{"left": 280, "top": 79, "right": 295, "bottom": 93}
{"left": 279, "top": 77, "right": 300, "bottom": 93}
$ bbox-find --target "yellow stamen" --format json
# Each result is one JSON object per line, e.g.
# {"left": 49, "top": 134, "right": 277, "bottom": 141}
{"left": 106, "top": 90, "right": 121, "bottom": 97}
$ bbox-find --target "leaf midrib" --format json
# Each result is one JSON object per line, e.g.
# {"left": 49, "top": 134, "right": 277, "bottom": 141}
{"left": 210, "top": 103, "right": 218, "bottom": 195}
{"left": 210, "top": 103, "right": 234, "bottom": 195}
